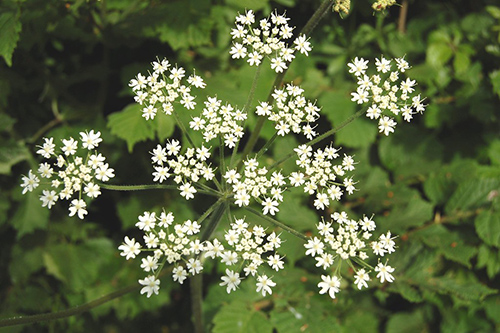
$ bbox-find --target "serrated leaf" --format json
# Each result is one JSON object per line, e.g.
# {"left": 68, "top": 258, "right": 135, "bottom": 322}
{"left": 43, "top": 238, "right": 113, "bottom": 291}
{"left": 475, "top": 210, "right": 500, "bottom": 247}
{"left": 445, "top": 178, "right": 500, "bottom": 214}
{"left": 427, "top": 275, "right": 497, "bottom": 302}
{"left": 10, "top": 190, "right": 50, "bottom": 238}
{"left": 390, "top": 282, "right": 423, "bottom": 303}
{"left": 0, "top": 6, "right": 22, "bottom": 67}
{"left": 107, "top": 104, "right": 155, "bottom": 152}
{"left": 0, "top": 140, "right": 29, "bottom": 174}
{"left": 416, "top": 224, "right": 477, "bottom": 268}
{"left": 476, "top": 245, "right": 500, "bottom": 279}
{"left": 386, "top": 310, "right": 426, "bottom": 333}
{"left": 212, "top": 300, "right": 273, "bottom": 333}
{"left": 378, "top": 128, "right": 443, "bottom": 177}
{"left": 376, "top": 186, "right": 433, "bottom": 234}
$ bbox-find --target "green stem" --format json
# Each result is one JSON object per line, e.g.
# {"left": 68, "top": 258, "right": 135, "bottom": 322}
{"left": 230, "top": 63, "right": 263, "bottom": 169}
{"left": 0, "top": 283, "right": 140, "bottom": 328}
{"left": 270, "top": 108, "right": 365, "bottom": 171}
{"left": 99, "top": 183, "right": 178, "bottom": 191}
{"left": 173, "top": 108, "right": 197, "bottom": 148}
{"left": 201, "top": 201, "right": 227, "bottom": 242}
{"left": 243, "top": 206, "right": 308, "bottom": 241}
{"left": 191, "top": 273, "right": 204, "bottom": 333}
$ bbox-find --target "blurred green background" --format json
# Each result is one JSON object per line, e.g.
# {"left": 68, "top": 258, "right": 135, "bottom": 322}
{"left": 0, "top": 0, "right": 499, "bottom": 332}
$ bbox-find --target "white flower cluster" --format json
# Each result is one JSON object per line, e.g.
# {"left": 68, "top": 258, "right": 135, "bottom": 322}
{"left": 118, "top": 210, "right": 204, "bottom": 297}
{"left": 304, "top": 211, "right": 396, "bottom": 299}
{"left": 225, "top": 159, "right": 286, "bottom": 216}
{"left": 256, "top": 84, "right": 321, "bottom": 140}
{"left": 120, "top": 212, "right": 283, "bottom": 297}
{"left": 208, "top": 218, "right": 283, "bottom": 296}
{"left": 348, "top": 56, "right": 426, "bottom": 135}
{"left": 230, "top": 10, "right": 312, "bottom": 72}
{"left": 20, "top": 130, "right": 114, "bottom": 219}
{"left": 189, "top": 96, "right": 246, "bottom": 148}
{"left": 129, "top": 58, "right": 206, "bottom": 119}
{"left": 150, "top": 139, "right": 215, "bottom": 199}
{"left": 291, "top": 144, "right": 356, "bottom": 211}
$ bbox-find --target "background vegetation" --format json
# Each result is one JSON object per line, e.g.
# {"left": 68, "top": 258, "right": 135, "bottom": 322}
{"left": 1, "top": 0, "right": 499, "bottom": 332}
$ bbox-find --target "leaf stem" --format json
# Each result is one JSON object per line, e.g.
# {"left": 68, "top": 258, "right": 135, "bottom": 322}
{"left": 0, "top": 283, "right": 140, "bottom": 328}
{"left": 243, "top": 206, "right": 308, "bottom": 241}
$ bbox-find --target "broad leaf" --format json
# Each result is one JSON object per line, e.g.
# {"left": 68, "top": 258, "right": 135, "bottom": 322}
{"left": 107, "top": 104, "right": 155, "bottom": 152}
{"left": 0, "top": 5, "right": 21, "bottom": 67}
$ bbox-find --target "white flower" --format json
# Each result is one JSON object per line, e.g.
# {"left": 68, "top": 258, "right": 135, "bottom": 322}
{"left": 173, "top": 266, "right": 188, "bottom": 284}
{"left": 304, "top": 237, "right": 324, "bottom": 256}
{"left": 36, "top": 137, "right": 55, "bottom": 158}
{"left": 186, "top": 258, "right": 203, "bottom": 275}
{"left": 80, "top": 130, "right": 102, "bottom": 150}
{"left": 354, "top": 269, "right": 370, "bottom": 290}
{"left": 267, "top": 254, "right": 284, "bottom": 271}
{"left": 61, "top": 137, "right": 78, "bottom": 156}
{"left": 139, "top": 275, "right": 160, "bottom": 297}
{"left": 318, "top": 275, "right": 340, "bottom": 299}
{"left": 40, "top": 190, "right": 58, "bottom": 209}
{"left": 95, "top": 163, "right": 115, "bottom": 182}
{"left": 136, "top": 211, "right": 156, "bottom": 231}
{"left": 375, "top": 262, "right": 395, "bottom": 283}
{"left": 378, "top": 116, "right": 396, "bottom": 136}
{"left": 348, "top": 57, "right": 368, "bottom": 76}
{"left": 118, "top": 236, "right": 142, "bottom": 260}
{"left": 21, "top": 170, "right": 40, "bottom": 194}
{"left": 270, "top": 57, "right": 287, "bottom": 73}
{"left": 294, "top": 35, "right": 312, "bottom": 55}
{"left": 68, "top": 199, "right": 87, "bottom": 219}
{"left": 140, "top": 256, "right": 159, "bottom": 272}
{"left": 220, "top": 269, "right": 242, "bottom": 293}
{"left": 261, "top": 197, "right": 279, "bottom": 215}
{"left": 179, "top": 183, "right": 197, "bottom": 200}
{"left": 375, "top": 57, "right": 391, "bottom": 73}
{"left": 256, "top": 275, "right": 276, "bottom": 296}
{"left": 83, "top": 182, "right": 101, "bottom": 198}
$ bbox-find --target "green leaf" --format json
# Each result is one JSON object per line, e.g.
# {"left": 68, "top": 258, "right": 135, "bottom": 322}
{"left": 423, "top": 159, "right": 478, "bottom": 205}
{"left": 416, "top": 224, "right": 477, "bottom": 268}
{"left": 386, "top": 310, "right": 426, "bottom": 333}
{"left": 476, "top": 245, "right": 500, "bottom": 279}
{"left": 390, "top": 282, "right": 423, "bottom": 303}
{"left": 489, "top": 70, "right": 500, "bottom": 99}
{"left": 212, "top": 300, "right": 273, "bottom": 333}
{"left": 475, "top": 210, "right": 500, "bottom": 247}
{"left": 0, "top": 5, "right": 21, "bottom": 67}
{"left": 427, "top": 42, "right": 453, "bottom": 67}
{"left": 10, "top": 190, "right": 50, "bottom": 238}
{"left": 116, "top": 195, "right": 143, "bottom": 229}
{"left": 0, "top": 140, "right": 29, "bottom": 175}
{"left": 43, "top": 238, "right": 114, "bottom": 291}
{"left": 376, "top": 186, "right": 433, "bottom": 234}
{"left": 484, "top": 295, "right": 500, "bottom": 324}
{"left": 487, "top": 140, "right": 500, "bottom": 165}
{"left": 378, "top": 128, "right": 443, "bottom": 178}
{"left": 445, "top": 178, "right": 500, "bottom": 214}
{"left": 155, "top": 111, "right": 175, "bottom": 142}
{"left": 276, "top": 190, "right": 317, "bottom": 232}
{"left": 427, "top": 275, "right": 497, "bottom": 302}
{"left": 9, "top": 245, "right": 44, "bottom": 284}
{"left": 319, "top": 90, "right": 377, "bottom": 148}
{"left": 107, "top": 104, "right": 155, "bottom": 152}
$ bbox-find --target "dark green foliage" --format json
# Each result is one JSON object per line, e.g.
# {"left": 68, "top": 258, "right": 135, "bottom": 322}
{"left": 1, "top": 0, "right": 499, "bottom": 332}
